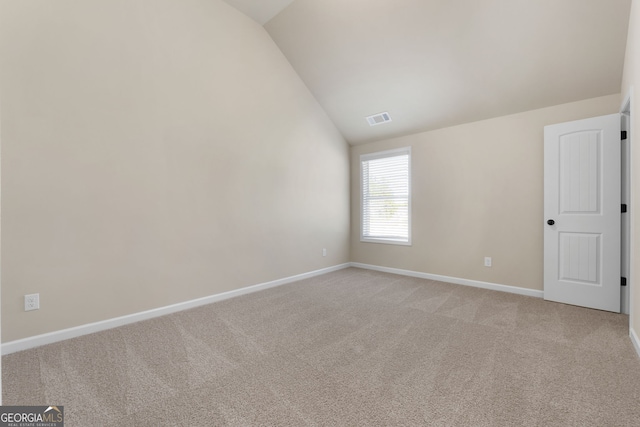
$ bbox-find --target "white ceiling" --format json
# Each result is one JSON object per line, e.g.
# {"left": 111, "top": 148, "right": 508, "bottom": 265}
{"left": 227, "top": 0, "right": 632, "bottom": 145}
{"left": 222, "top": 0, "right": 295, "bottom": 25}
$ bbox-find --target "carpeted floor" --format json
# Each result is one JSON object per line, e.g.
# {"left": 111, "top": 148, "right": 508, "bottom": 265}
{"left": 3, "top": 267, "right": 640, "bottom": 426}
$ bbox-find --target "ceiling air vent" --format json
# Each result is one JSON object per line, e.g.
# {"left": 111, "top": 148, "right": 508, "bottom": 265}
{"left": 366, "top": 112, "right": 392, "bottom": 126}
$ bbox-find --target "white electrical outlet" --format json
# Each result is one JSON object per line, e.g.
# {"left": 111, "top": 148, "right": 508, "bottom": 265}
{"left": 25, "top": 293, "right": 40, "bottom": 311}
{"left": 322, "top": 248, "right": 327, "bottom": 257}
{"left": 484, "top": 257, "right": 492, "bottom": 267}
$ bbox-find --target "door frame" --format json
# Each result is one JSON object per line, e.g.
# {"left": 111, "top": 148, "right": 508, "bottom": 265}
{"left": 0, "top": 89, "right": 3, "bottom": 404}
{"left": 622, "top": 97, "right": 631, "bottom": 315}
{"left": 621, "top": 89, "right": 634, "bottom": 324}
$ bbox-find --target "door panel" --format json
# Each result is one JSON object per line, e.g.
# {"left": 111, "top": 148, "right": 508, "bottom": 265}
{"left": 544, "top": 114, "right": 620, "bottom": 312}
{"left": 559, "top": 131, "right": 600, "bottom": 214}
{"left": 559, "top": 232, "right": 600, "bottom": 284}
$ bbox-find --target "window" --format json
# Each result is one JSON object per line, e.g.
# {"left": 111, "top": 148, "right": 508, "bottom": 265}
{"left": 361, "top": 147, "right": 411, "bottom": 245}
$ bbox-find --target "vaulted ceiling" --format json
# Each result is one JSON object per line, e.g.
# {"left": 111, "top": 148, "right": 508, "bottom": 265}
{"left": 222, "top": 0, "right": 296, "bottom": 24}
{"left": 223, "top": 0, "right": 632, "bottom": 145}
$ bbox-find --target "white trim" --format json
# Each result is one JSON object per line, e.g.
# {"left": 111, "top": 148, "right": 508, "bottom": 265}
{"left": 360, "top": 237, "right": 412, "bottom": 246}
{"left": 350, "top": 262, "right": 544, "bottom": 298}
{"left": 2, "top": 263, "right": 351, "bottom": 355}
{"left": 621, "top": 87, "right": 635, "bottom": 332}
{"left": 630, "top": 328, "right": 640, "bottom": 359}
{"left": 360, "top": 146, "right": 410, "bottom": 162}
{"left": 0, "top": 85, "right": 3, "bottom": 404}
{"left": 620, "top": 108, "right": 631, "bottom": 315}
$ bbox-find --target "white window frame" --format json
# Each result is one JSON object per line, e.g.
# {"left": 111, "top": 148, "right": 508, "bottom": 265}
{"left": 360, "top": 147, "right": 411, "bottom": 245}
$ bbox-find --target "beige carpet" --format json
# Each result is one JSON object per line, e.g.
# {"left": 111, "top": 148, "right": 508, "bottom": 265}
{"left": 3, "top": 267, "right": 640, "bottom": 426}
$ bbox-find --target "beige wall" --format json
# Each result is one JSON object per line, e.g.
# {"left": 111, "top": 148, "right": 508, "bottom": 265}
{"left": 0, "top": 0, "right": 350, "bottom": 342}
{"left": 622, "top": 0, "right": 640, "bottom": 337}
{"left": 351, "top": 94, "right": 621, "bottom": 291}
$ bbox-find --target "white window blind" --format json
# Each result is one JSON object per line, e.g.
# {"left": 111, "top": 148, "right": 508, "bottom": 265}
{"left": 361, "top": 147, "right": 411, "bottom": 244}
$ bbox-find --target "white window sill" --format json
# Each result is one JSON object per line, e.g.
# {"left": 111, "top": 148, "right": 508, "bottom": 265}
{"left": 360, "top": 237, "right": 412, "bottom": 246}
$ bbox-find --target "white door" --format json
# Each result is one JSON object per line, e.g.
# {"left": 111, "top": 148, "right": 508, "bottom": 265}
{"left": 544, "top": 114, "right": 621, "bottom": 312}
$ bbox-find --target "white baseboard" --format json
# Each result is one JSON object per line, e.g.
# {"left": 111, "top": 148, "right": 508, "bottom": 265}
{"left": 631, "top": 328, "right": 640, "bottom": 359}
{"left": 2, "top": 263, "right": 351, "bottom": 355}
{"left": 349, "top": 262, "right": 544, "bottom": 298}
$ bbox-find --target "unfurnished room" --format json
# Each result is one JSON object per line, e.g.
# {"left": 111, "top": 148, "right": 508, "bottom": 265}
{"left": 1, "top": 0, "right": 640, "bottom": 425}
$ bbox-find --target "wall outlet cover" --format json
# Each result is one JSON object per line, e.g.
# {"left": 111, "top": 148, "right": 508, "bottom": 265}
{"left": 25, "top": 293, "right": 40, "bottom": 311}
